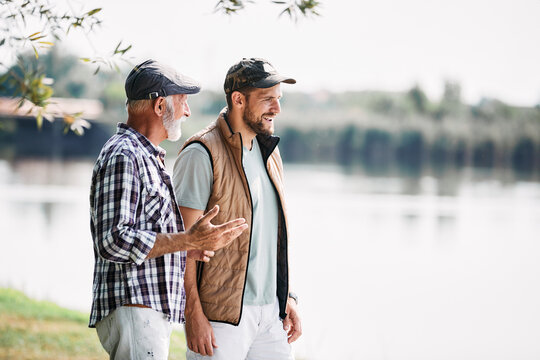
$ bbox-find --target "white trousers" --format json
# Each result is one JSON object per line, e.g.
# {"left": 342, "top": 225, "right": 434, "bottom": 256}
{"left": 96, "top": 306, "right": 173, "bottom": 360}
{"left": 186, "top": 298, "right": 294, "bottom": 360}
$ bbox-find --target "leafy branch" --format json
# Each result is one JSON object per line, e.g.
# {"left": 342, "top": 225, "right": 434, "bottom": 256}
{"left": 215, "top": 0, "right": 321, "bottom": 20}
{"left": 214, "top": 0, "right": 251, "bottom": 14}
{"left": 276, "top": 0, "right": 321, "bottom": 21}
{"left": 0, "top": 0, "right": 130, "bottom": 135}
{"left": 80, "top": 41, "right": 133, "bottom": 75}
{"left": 0, "top": 0, "right": 103, "bottom": 51}
{"left": 0, "top": 56, "right": 90, "bottom": 135}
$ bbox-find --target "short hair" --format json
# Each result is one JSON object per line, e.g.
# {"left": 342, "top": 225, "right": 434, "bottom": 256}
{"left": 126, "top": 99, "right": 153, "bottom": 115}
{"left": 226, "top": 86, "right": 256, "bottom": 110}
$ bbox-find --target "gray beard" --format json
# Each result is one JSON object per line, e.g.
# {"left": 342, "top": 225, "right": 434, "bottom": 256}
{"left": 163, "top": 99, "right": 183, "bottom": 141}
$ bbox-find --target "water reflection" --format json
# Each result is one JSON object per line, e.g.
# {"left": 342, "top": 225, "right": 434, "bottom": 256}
{"left": 0, "top": 159, "right": 95, "bottom": 312}
{"left": 283, "top": 164, "right": 540, "bottom": 360}
{"left": 1, "top": 159, "right": 540, "bottom": 360}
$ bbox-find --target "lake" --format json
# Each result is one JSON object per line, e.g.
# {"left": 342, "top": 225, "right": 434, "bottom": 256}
{"left": 1, "top": 159, "right": 539, "bottom": 360}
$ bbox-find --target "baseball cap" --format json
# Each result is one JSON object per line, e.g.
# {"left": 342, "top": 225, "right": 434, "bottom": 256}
{"left": 224, "top": 58, "right": 296, "bottom": 95}
{"left": 125, "top": 59, "right": 201, "bottom": 100}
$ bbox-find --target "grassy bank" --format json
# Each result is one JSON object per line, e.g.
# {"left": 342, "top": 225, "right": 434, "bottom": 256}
{"left": 0, "top": 288, "right": 187, "bottom": 360}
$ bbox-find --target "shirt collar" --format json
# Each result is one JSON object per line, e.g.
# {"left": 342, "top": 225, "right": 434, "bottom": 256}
{"left": 116, "top": 123, "right": 166, "bottom": 161}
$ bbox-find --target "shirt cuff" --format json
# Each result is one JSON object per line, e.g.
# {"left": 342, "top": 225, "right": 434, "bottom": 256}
{"left": 131, "top": 230, "right": 157, "bottom": 265}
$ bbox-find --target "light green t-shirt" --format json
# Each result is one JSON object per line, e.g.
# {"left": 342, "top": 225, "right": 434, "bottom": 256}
{"left": 172, "top": 140, "right": 278, "bottom": 306}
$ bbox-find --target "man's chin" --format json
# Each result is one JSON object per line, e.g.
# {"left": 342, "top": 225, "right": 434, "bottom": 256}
{"left": 258, "top": 123, "right": 274, "bottom": 136}
{"left": 165, "top": 118, "right": 184, "bottom": 141}
{"left": 167, "top": 133, "right": 182, "bottom": 141}
{"left": 258, "top": 129, "right": 273, "bottom": 136}
{"left": 166, "top": 128, "right": 182, "bottom": 141}
{"left": 263, "top": 126, "right": 274, "bottom": 136}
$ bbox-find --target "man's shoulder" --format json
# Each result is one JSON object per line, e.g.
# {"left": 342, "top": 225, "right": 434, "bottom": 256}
{"left": 182, "top": 122, "right": 226, "bottom": 157}
{"left": 96, "top": 133, "right": 141, "bottom": 166}
{"left": 184, "top": 121, "right": 220, "bottom": 145}
{"left": 182, "top": 142, "right": 211, "bottom": 156}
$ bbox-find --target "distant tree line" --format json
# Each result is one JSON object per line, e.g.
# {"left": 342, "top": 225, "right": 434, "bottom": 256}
{"left": 278, "top": 124, "right": 539, "bottom": 178}
{"left": 276, "top": 84, "right": 540, "bottom": 179}
{"left": 1, "top": 49, "right": 539, "bottom": 181}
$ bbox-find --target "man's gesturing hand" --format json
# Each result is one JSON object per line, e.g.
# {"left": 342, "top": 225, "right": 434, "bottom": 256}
{"left": 185, "top": 205, "right": 247, "bottom": 251}
{"left": 146, "top": 205, "right": 247, "bottom": 260}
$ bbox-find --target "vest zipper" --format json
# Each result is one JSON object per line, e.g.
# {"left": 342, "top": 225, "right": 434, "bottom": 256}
{"left": 259, "top": 138, "right": 289, "bottom": 320}
{"left": 236, "top": 132, "right": 255, "bottom": 326}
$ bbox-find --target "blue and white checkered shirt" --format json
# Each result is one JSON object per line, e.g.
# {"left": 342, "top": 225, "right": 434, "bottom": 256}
{"left": 89, "top": 123, "right": 186, "bottom": 327}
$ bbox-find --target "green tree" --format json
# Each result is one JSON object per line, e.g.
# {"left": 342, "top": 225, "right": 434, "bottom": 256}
{"left": 434, "top": 80, "right": 463, "bottom": 120}
{"left": 407, "top": 84, "right": 429, "bottom": 114}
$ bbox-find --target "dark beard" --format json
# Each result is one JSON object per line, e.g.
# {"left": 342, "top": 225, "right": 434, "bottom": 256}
{"left": 243, "top": 106, "right": 273, "bottom": 136}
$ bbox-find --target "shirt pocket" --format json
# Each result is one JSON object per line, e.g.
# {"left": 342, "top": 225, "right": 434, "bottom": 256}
{"left": 143, "top": 176, "right": 174, "bottom": 231}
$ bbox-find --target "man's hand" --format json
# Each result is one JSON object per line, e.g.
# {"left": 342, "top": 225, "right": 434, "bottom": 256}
{"left": 185, "top": 309, "right": 218, "bottom": 356}
{"left": 283, "top": 297, "right": 302, "bottom": 343}
{"left": 186, "top": 205, "right": 248, "bottom": 251}
{"left": 147, "top": 205, "right": 247, "bottom": 260}
{"left": 187, "top": 250, "right": 215, "bottom": 262}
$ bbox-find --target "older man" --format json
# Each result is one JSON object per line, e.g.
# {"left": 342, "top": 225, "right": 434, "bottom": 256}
{"left": 173, "top": 58, "right": 302, "bottom": 360}
{"left": 89, "top": 59, "right": 247, "bottom": 360}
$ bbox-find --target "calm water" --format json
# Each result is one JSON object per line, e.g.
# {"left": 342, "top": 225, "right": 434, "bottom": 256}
{"left": 1, "top": 159, "right": 539, "bottom": 360}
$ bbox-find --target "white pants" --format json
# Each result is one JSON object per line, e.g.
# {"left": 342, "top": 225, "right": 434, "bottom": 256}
{"left": 96, "top": 306, "right": 173, "bottom": 360}
{"left": 186, "top": 298, "right": 294, "bottom": 360}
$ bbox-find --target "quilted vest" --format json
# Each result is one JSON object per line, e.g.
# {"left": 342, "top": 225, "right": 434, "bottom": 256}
{"left": 180, "top": 109, "right": 290, "bottom": 325}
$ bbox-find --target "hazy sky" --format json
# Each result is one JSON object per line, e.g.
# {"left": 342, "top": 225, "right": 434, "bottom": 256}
{"left": 13, "top": 0, "right": 540, "bottom": 105}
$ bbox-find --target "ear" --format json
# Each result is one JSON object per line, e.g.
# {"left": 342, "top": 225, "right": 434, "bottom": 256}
{"left": 154, "top": 97, "right": 166, "bottom": 116}
{"left": 231, "top": 91, "right": 246, "bottom": 109}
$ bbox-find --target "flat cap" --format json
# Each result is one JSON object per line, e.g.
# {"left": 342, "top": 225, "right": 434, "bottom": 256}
{"left": 125, "top": 59, "right": 201, "bottom": 100}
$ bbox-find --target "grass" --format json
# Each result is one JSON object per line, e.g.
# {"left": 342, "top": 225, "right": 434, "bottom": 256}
{"left": 0, "top": 288, "right": 187, "bottom": 360}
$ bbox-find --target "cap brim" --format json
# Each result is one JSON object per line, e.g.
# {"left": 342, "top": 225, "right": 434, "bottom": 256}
{"left": 252, "top": 75, "right": 296, "bottom": 89}
{"left": 166, "top": 73, "right": 201, "bottom": 95}
{"left": 170, "top": 84, "right": 201, "bottom": 95}
{"left": 125, "top": 60, "right": 201, "bottom": 99}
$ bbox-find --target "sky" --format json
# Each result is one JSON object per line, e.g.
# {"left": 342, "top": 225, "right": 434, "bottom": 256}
{"left": 7, "top": 0, "right": 540, "bottom": 106}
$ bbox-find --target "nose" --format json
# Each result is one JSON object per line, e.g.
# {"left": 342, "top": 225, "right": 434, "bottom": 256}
{"left": 184, "top": 102, "right": 191, "bottom": 117}
{"left": 271, "top": 99, "right": 281, "bottom": 114}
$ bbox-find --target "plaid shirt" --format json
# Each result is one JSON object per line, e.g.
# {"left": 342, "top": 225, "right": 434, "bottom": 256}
{"left": 89, "top": 123, "right": 186, "bottom": 327}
